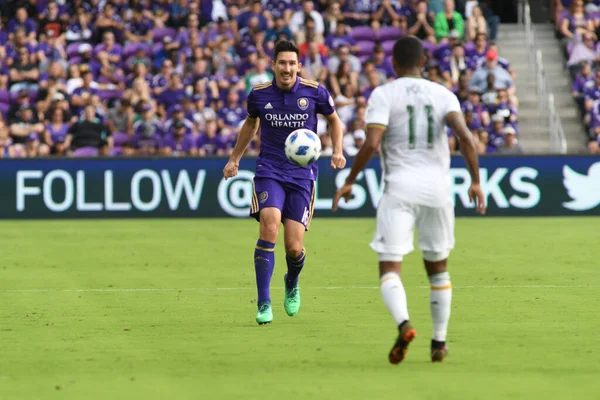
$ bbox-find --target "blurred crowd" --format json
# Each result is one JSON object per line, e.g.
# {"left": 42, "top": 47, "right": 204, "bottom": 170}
{"left": 0, "top": 0, "right": 520, "bottom": 158}
{"left": 556, "top": 0, "right": 600, "bottom": 153}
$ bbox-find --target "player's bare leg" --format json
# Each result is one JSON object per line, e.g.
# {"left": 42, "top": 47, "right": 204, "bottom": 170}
{"left": 379, "top": 260, "right": 417, "bottom": 364}
{"left": 254, "top": 207, "right": 281, "bottom": 325}
{"left": 282, "top": 219, "right": 306, "bottom": 316}
{"left": 424, "top": 257, "right": 452, "bottom": 362}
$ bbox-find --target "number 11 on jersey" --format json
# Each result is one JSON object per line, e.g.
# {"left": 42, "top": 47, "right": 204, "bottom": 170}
{"left": 407, "top": 105, "right": 434, "bottom": 149}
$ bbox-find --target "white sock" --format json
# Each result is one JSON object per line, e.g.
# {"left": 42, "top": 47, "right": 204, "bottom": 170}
{"left": 429, "top": 272, "right": 452, "bottom": 342}
{"left": 380, "top": 272, "right": 409, "bottom": 326}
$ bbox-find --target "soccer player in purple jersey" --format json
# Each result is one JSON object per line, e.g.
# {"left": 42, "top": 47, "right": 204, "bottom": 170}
{"left": 223, "top": 40, "right": 346, "bottom": 325}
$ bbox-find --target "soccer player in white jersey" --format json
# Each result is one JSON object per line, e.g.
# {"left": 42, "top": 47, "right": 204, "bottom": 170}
{"left": 333, "top": 36, "right": 486, "bottom": 364}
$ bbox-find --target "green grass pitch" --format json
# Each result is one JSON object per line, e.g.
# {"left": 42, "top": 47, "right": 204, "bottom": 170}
{"left": 0, "top": 217, "right": 598, "bottom": 400}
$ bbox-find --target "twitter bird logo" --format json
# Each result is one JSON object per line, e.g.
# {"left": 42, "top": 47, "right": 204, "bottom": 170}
{"left": 562, "top": 162, "right": 600, "bottom": 211}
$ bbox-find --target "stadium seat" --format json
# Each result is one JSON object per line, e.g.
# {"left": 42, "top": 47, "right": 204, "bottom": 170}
{"left": 66, "top": 42, "right": 83, "bottom": 59}
{"left": 123, "top": 42, "right": 150, "bottom": 59}
{"left": 377, "top": 26, "right": 403, "bottom": 42}
{"left": 381, "top": 40, "right": 396, "bottom": 56}
{"left": 68, "top": 56, "right": 82, "bottom": 66}
{"left": 152, "top": 27, "right": 177, "bottom": 42}
{"left": 151, "top": 42, "right": 164, "bottom": 56}
{"left": 350, "top": 26, "right": 376, "bottom": 42}
{"left": 112, "top": 132, "right": 131, "bottom": 147}
{"left": 94, "top": 43, "right": 122, "bottom": 57}
{"left": 97, "top": 90, "right": 124, "bottom": 101}
{"left": 356, "top": 41, "right": 376, "bottom": 57}
{"left": 72, "top": 147, "right": 99, "bottom": 157}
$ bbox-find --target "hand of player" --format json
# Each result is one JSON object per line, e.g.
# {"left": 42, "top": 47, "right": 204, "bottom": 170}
{"left": 330, "top": 152, "right": 346, "bottom": 170}
{"left": 332, "top": 182, "right": 353, "bottom": 212}
{"left": 468, "top": 183, "right": 487, "bottom": 215}
{"left": 223, "top": 159, "right": 239, "bottom": 180}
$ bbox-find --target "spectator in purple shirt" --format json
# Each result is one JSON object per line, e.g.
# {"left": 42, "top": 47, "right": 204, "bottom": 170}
{"left": 164, "top": 105, "right": 195, "bottom": 136}
{"left": 125, "top": 6, "right": 154, "bottom": 45}
{"left": 152, "top": 59, "right": 174, "bottom": 96}
{"left": 583, "top": 69, "right": 600, "bottom": 115}
{"left": 207, "top": 18, "right": 236, "bottom": 50}
{"left": 95, "top": 3, "right": 124, "bottom": 41}
{"left": 70, "top": 70, "right": 99, "bottom": 114}
{"left": 157, "top": 73, "right": 187, "bottom": 116}
{"left": 196, "top": 118, "right": 225, "bottom": 156}
{"left": 440, "top": 43, "right": 471, "bottom": 88}
{"left": 572, "top": 61, "right": 594, "bottom": 112}
{"left": 361, "top": 70, "right": 381, "bottom": 101}
{"left": 160, "top": 120, "right": 198, "bottom": 156}
{"left": 370, "top": 44, "right": 396, "bottom": 79}
{"left": 588, "top": 99, "right": 600, "bottom": 153}
{"left": 8, "top": 6, "right": 37, "bottom": 42}
{"left": 96, "top": 32, "right": 123, "bottom": 69}
{"left": 487, "top": 113, "right": 508, "bottom": 151}
{"left": 235, "top": 1, "right": 269, "bottom": 33}
{"left": 218, "top": 90, "right": 245, "bottom": 135}
{"left": 43, "top": 107, "right": 70, "bottom": 155}
{"left": 466, "top": 33, "right": 489, "bottom": 66}
{"left": 264, "top": 0, "right": 294, "bottom": 22}
{"left": 133, "top": 103, "right": 163, "bottom": 154}
{"left": 176, "top": 13, "right": 207, "bottom": 48}
{"left": 325, "top": 22, "right": 358, "bottom": 53}
{"left": 6, "top": 28, "right": 36, "bottom": 66}
{"left": 65, "top": 7, "right": 93, "bottom": 44}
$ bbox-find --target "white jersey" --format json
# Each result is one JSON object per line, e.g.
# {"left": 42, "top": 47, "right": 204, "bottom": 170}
{"left": 365, "top": 77, "right": 461, "bottom": 207}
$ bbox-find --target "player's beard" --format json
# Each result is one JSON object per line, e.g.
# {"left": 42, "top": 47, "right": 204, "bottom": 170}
{"left": 279, "top": 72, "right": 295, "bottom": 88}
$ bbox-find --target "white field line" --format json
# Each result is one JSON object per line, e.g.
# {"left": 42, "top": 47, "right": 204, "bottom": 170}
{"left": 0, "top": 284, "right": 595, "bottom": 293}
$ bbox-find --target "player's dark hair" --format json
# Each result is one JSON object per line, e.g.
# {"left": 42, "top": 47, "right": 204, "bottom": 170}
{"left": 274, "top": 39, "right": 300, "bottom": 62}
{"left": 392, "top": 36, "right": 425, "bottom": 69}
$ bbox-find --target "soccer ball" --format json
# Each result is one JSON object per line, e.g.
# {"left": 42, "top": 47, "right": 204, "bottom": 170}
{"left": 284, "top": 129, "right": 322, "bottom": 167}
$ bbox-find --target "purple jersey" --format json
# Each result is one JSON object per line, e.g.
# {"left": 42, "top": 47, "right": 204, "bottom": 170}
{"left": 126, "top": 19, "right": 153, "bottom": 37}
{"left": 584, "top": 86, "right": 600, "bottom": 103}
{"left": 196, "top": 134, "right": 225, "bottom": 155}
{"left": 133, "top": 133, "right": 161, "bottom": 151}
{"left": 264, "top": 0, "right": 293, "bottom": 19}
{"left": 572, "top": 73, "right": 594, "bottom": 94}
{"left": 590, "top": 101, "right": 600, "bottom": 130}
{"left": 247, "top": 77, "right": 335, "bottom": 181}
{"left": 374, "top": 59, "right": 396, "bottom": 79}
{"left": 46, "top": 122, "right": 69, "bottom": 143}
{"left": 158, "top": 89, "right": 187, "bottom": 111}
{"left": 161, "top": 134, "right": 196, "bottom": 155}
{"left": 218, "top": 105, "right": 245, "bottom": 128}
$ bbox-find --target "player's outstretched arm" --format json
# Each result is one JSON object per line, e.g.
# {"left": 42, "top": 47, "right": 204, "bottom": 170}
{"left": 223, "top": 116, "right": 260, "bottom": 180}
{"left": 325, "top": 111, "right": 346, "bottom": 170}
{"left": 332, "top": 125, "right": 385, "bottom": 212}
{"left": 446, "top": 111, "right": 487, "bottom": 214}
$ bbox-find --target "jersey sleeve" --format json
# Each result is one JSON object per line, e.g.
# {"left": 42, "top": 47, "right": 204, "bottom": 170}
{"left": 315, "top": 84, "right": 335, "bottom": 116}
{"left": 246, "top": 89, "right": 260, "bottom": 118}
{"left": 442, "top": 89, "right": 462, "bottom": 118}
{"left": 365, "top": 86, "right": 390, "bottom": 129}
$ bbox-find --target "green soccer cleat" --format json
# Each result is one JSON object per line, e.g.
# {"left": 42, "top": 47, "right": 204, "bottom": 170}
{"left": 256, "top": 303, "right": 273, "bottom": 325}
{"left": 283, "top": 275, "right": 301, "bottom": 316}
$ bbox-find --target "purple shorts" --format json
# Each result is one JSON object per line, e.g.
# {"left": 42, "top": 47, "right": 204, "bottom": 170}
{"left": 250, "top": 177, "right": 316, "bottom": 230}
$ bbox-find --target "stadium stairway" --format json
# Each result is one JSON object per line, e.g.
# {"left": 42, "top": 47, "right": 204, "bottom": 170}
{"left": 497, "top": 23, "right": 587, "bottom": 153}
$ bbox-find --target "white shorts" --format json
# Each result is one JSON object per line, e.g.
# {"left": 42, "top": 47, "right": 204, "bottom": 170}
{"left": 369, "top": 194, "right": 455, "bottom": 262}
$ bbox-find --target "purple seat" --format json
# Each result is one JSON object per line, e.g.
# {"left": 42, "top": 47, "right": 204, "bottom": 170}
{"left": 69, "top": 56, "right": 82, "bottom": 66}
{"left": 94, "top": 43, "right": 123, "bottom": 57}
{"left": 355, "top": 41, "right": 376, "bottom": 57}
{"left": 123, "top": 42, "right": 150, "bottom": 59}
{"left": 151, "top": 42, "right": 164, "bottom": 56}
{"left": 73, "top": 147, "right": 99, "bottom": 157}
{"left": 97, "top": 90, "right": 124, "bottom": 101}
{"left": 350, "top": 26, "right": 376, "bottom": 42}
{"left": 464, "top": 41, "right": 476, "bottom": 53}
{"left": 381, "top": 40, "right": 396, "bottom": 56}
{"left": 358, "top": 55, "right": 370, "bottom": 64}
{"left": 153, "top": 27, "right": 177, "bottom": 42}
{"left": 66, "top": 42, "right": 83, "bottom": 58}
{"left": 112, "top": 132, "right": 131, "bottom": 147}
{"left": 97, "top": 75, "right": 112, "bottom": 84}
{"left": 377, "top": 26, "right": 403, "bottom": 42}
{"left": 0, "top": 90, "right": 9, "bottom": 104}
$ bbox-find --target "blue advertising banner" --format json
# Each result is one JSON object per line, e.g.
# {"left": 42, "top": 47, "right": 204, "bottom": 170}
{"left": 0, "top": 156, "right": 598, "bottom": 219}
